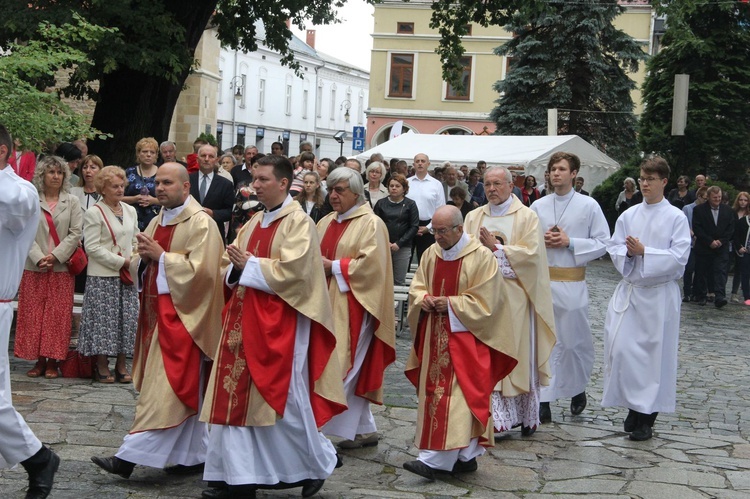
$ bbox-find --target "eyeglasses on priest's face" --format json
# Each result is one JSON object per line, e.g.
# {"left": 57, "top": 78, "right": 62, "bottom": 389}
{"left": 429, "top": 225, "right": 459, "bottom": 236}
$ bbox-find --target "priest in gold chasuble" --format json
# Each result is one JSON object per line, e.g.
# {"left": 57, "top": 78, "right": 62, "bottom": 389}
{"left": 316, "top": 167, "right": 396, "bottom": 450}
{"left": 91, "top": 163, "right": 225, "bottom": 478}
{"left": 403, "top": 206, "right": 518, "bottom": 480}
{"left": 199, "top": 155, "right": 346, "bottom": 498}
{"left": 464, "top": 166, "right": 556, "bottom": 437}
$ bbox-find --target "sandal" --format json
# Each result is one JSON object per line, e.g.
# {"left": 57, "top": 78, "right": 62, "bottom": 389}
{"left": 92, "top": 368, "right": 115, "bottom": 384}
{"left": 27, "top": 360, "right": 46, "bottom": 378}
{"left": 44, "top": 360, "right": 59, "bottom": 379}
{"left": 115, "top": 370, "right": 132, "bottom": 384}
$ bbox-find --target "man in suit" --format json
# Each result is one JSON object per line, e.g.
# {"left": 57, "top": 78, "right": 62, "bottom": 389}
{"left": 574, "top": 177, "right": 589, "bottom": 196}
{"left": 230, "top": 145, "right": 258, "bottom": 187}
{"left": 190, "top": 144, "right": 234, "bottom": 243}
{"left": 692, "top": 185, "right": 735, "bottom": 308}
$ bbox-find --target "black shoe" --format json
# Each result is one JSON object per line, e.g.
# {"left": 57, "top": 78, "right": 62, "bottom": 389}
{"left": 629, "top": 423, "right": 653, "bottom": 441}
{"left": 520, "top": 425, "right": 536, "bottom": 437}
{"left": 403, "top": 460, "right": 437, "bottom": 481}
{"left": 335, "top": 453, "right": 344, "bottom": 468}
{"left": 163, "top": 462, "right": 205, "bottom": 475}
{"left": 451, "top": 458, "right": 478, "bottom": 474}
{"left": 301, "top": 479, "right": 325, "bottom": 497}
{"left": 539, "top": 402, "right": 552, "bottom": 423}
{"left": 201, "top": 486, "right": 231, "bottom": 499}
{"left": 570, "top": 392, "right": 587, "bottom": 415}
{"left": 90, "top": 455, "right": 135, "bottom": 479}
{"left": 715, "top": 299, "right": 728, "bottom": 309}
{"left": 21, "top": 447, "right": 60, "bottom": 499}
{"left": 682, "top": 296, "right": 691, "bottom": 303}
{"left": 696, "top": 298, "right": 706, "bottom": 306}
{"left": 623, "top": 409, "right": 637, "bottom": 432}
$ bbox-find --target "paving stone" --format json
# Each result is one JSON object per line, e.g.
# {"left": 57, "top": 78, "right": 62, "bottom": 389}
{"left": 541, "top": 478, "right": 626, "bottom": 494}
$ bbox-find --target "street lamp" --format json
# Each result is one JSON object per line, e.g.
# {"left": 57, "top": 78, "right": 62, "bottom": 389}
{"left": 230, "top": 76, "right": 245, "bottom": 148}
{"left": 340, "top": 100, "right": 352, "bottom": 123}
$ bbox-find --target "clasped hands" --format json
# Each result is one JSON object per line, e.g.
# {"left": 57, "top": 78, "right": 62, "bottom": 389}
{"left": 421, "top": 295, "right": 450, "bottom": 313}
{"left": 625, "top": 235, "right": 645, "bottom": 257}
{"left": 544, "top": 227, "right": 570, "bottom": 249}
{"left": 136, "top": 233, "right": 166, "bottom": 263}
{"left": 227, "top": 243, "right": 253, "bottom": 271}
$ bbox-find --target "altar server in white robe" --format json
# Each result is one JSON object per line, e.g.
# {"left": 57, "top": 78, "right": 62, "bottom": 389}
{"left": 602, "top": 156, "right": 691, "bottom": 441}
{"left": 0, "top": 124, "right": 61, "bottom": 499}
{"left": 531, "top": 152, "right": 609, "bottom": 422}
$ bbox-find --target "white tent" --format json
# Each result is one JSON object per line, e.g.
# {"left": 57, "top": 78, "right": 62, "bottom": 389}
{"left": 356, "top": 131, "right": 620, "bottom": 190}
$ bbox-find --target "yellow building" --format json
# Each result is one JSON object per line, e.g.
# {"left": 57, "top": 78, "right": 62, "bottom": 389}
{"left": 367, "top": 0, "right": 655, "bottom": 148}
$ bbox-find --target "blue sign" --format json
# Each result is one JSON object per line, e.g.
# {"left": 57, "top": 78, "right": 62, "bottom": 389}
{"left": 352, "top": 126, "right": 366, "bottom": 151}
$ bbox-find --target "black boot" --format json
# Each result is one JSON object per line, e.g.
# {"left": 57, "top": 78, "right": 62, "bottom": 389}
{"left": 629, "top": 412, "right": 657, "bottom": 441}
{"left": 539, "top": 402, "right": 552, "bottom": 423}
{"left": 623, "top": 409, "right": 637, "bottom": 432}
{"left": 21, "top": 446, "right": 60, "bottom": 499}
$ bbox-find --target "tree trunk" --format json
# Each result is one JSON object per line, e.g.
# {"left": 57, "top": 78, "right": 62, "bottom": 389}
{"left": 87, "top": 1, "right": 216, "bottom": 166}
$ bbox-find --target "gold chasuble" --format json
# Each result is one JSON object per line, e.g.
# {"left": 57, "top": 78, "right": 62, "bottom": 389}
{"left": 406, "top": 237, "right": 518, "bottom": 450}
{"left": 463, "top": 197, "right": 556, "bottom": 396}
{"left": 316, "top": 204, "right": 396, "bottom": 405}
{"left": 131, "top": 197, "right": 224, "bottom": 433}
{"left": 201, "top": 202, "right": 346, "bottom": 428}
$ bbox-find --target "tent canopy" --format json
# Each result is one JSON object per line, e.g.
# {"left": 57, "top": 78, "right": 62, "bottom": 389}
{"left": 357, "top": 131, "right": 619, "bottom": 190}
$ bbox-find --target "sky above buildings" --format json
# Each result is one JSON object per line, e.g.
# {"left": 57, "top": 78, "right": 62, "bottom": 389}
{"left": 291, "top": 0, "right": 375, "bottom": 72}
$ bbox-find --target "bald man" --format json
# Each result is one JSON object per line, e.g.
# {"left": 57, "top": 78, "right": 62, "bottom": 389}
{"left": 91, "top": 163, "right": 225, "bottom": 480}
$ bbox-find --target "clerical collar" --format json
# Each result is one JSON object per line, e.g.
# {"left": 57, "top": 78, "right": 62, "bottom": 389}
{"left": 489, "top": 196, "right": 513, "bottom": 216}
{"left": 161, "top": 195, "right": 191, "bottom": 226}
{"left": 261, "top": 195, "right": 292, "bottom": 228}
{"left": 336, "top": 203, "right": 361, "bottom": 223}
{"left": 554, "top": 188, "right": 575, "bottom": 201}
{"left": 441, "top": 232, "right": 470, "bottom": 261}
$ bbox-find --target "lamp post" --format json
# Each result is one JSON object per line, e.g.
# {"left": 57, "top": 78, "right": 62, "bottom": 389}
{"left": 230, "top": 76, "right": 244, "bottom": 147}
{"left": 340, "top": 99, "right": 352, "bottom": 123}
{"left": 334, "top": 130, "right": 347, "bottom": 158}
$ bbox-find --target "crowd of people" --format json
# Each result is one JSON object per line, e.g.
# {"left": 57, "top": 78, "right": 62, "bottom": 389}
{"left": 0, "top": 120, "right": 747, "bottom": 498}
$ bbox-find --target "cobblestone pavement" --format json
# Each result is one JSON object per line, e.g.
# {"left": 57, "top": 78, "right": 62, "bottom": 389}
{"left": 2, "top": 258, "right": 750, "bottom": 498}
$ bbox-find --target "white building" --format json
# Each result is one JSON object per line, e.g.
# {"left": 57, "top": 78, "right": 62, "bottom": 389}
{"left": 215, "top": 25, "right": 369, "bottom": 159}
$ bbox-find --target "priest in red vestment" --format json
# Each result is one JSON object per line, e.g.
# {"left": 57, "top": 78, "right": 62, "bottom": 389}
{"left": 403, "top": 205, "right": 518, "bottom": 481}
{"left": 316, "top": 167, "right": 396, "bottom": 449}
{"left": 199, "top": 155, "right": 346, "bottom": 499}
{"left": 91, "top": 163, "right": 225, "bottom": 479}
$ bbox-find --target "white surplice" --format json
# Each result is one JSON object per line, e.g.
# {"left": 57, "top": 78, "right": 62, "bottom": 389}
{"left": 531, "top": 190, "right": 609, "bottom": 402}
{"left": 0, "top": 167, "right": 42, "bottom": 468}
{"left": 601, "top": 198, "right": 691, "bottom": 414}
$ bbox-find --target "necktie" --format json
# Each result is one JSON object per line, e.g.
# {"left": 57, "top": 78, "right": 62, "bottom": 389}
{"left": 199, "top": 174, "right": 207, "bottom": 203}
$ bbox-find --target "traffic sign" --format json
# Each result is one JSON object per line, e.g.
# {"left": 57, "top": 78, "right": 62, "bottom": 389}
{"left": 353, "top": 138, "right": 365, "bottom": 151}
{"left": 353, "top": 126, "right": 365, "bottom": 140}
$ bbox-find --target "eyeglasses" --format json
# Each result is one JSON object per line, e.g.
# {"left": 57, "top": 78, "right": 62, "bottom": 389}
{"left": 429, "top": 225, "right": 459, "bottom": 236}
{"left": 637, "top": 177, "right": 661, "bottom": 184}
{"left": 330, "top": 186, "right": 350, "bottom": 195}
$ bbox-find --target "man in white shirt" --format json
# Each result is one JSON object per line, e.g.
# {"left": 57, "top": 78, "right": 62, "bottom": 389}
{"left": 407, "top": 153, "right": 445, "bottom": 263}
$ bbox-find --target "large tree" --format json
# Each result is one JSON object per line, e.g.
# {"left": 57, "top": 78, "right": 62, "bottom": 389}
{"left": 639, "top": 2, "right": 750, "bottom": 183}
{"left": 487, "top": 1, "right": 645, "bottom": 164}
{"left": 0, "top": 0, "right": 343, "bottom": 166}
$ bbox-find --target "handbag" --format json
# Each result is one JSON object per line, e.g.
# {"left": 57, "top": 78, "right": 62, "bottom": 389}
{"left": 95, "top": 204, "right": 134, "bottom": 285}
{"left": 43, "top": 210, "right": 87, "bottom": 275}
{"left": 59, "top": 350, "right": 93, "bottom": 378}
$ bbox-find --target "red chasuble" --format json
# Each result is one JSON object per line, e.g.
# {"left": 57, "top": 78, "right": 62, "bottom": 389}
{"left": 134, "top": 224, "right": 202, "bottom": 412}
{"left": 409, "top": 257, "right": 514, "bottom": 450}
{"left": 208, "top": 219, "right": 296, "bottom": 425}
{"left": 320, "top": 218, "right": 390, "bottom": 403}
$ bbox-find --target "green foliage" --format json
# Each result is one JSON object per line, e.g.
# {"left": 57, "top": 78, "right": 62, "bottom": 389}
{"left": 639, "top": 2, "right": 750, "bottom": 186}
{"left": 196, "top": 132, "right": 218, "bottom": 147}
{"left": 488, "top": 1, "right": 646, "bottom": 164}
{"left": 429, "top": 0, "right": 547, "bottom": 87}
{"left": 0, "top": 15, "right": 113, "bottom": 151}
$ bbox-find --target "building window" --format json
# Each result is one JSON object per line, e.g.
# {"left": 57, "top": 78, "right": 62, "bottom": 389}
{"left": 258, "top": 77, "right": 265, "bottom": 111}
{"left": 302, "top": 89, "right": 309, "bottom": 119}
{"left": 389, "top": 53, "right": 414, "bottom": 98}
{"left": 446, "top": 56, "right": 472, "bottom": 101}
{"left": 329, "top": 86, "right": 336, "bottom": 120}
{"left": 397, "top": 22, "right": 414, "bottom": 34}
{"left": 216, "top": 122, "right": 223, "bottom": 150}
{"left": 217, "top": 69, "right": 223, "bottom": 105}
{"left": 316, "top": 81, "right": 323, "bottom": 118}
{"left": 285, "top": 84, "right": 292, "bottom": 115}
